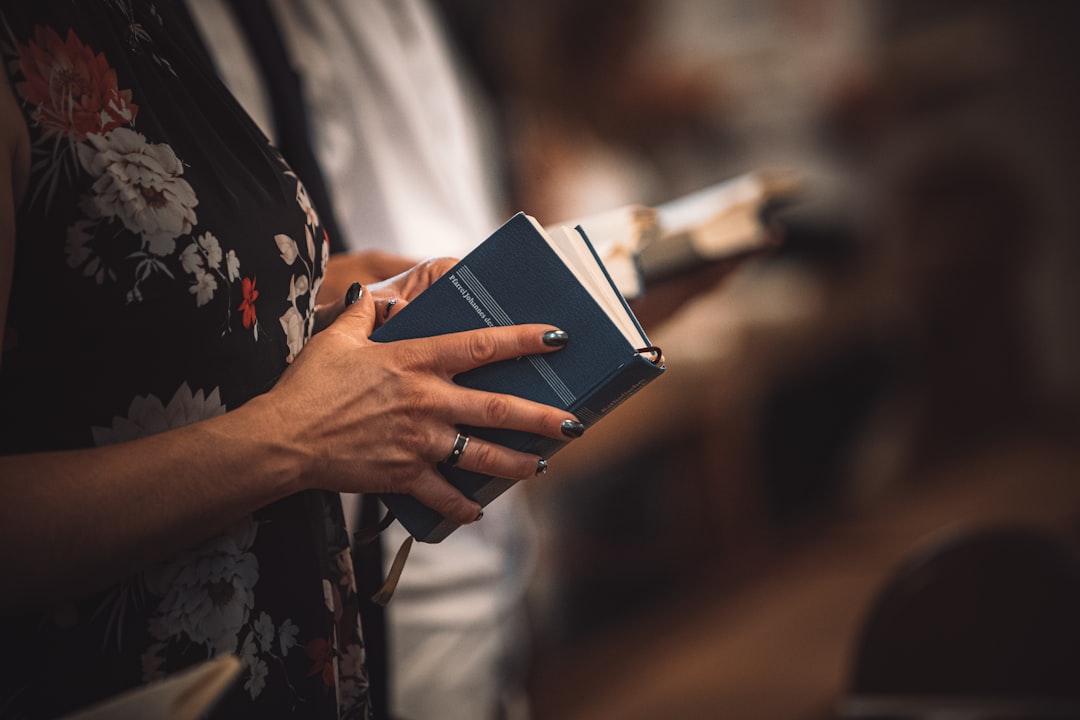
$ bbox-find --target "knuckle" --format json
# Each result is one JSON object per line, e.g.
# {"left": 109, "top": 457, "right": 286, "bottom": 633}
{"left": 429, "top": 491, "right": 469, "bottom": 522}
{"left": 396, "top": 342, "right": 433, "bottom": 371}
{"left": 401, "top": 387, "right": 436, "bottom": 415}
{"left": 467, "top": 440, "right": 496, "bottom": 467}
{"left": 481, "top": 393, "right": 513, "bottom": 425}
{"left": 467, "top": 331, "right": 500, "bottom": 365}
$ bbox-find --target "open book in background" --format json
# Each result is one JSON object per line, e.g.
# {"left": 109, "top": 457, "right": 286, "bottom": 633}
{"left": 58, "top": 655, "right": 240, "bottom": 720}
{"left": 371, "top": 212, "right": 665, "bottom": 543}
{"left": 558, "top": 168, "right": 802, "bottom": 299}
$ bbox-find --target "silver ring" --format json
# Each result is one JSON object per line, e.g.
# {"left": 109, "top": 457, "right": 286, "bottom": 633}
{"left": 445, "top": 432, "right": 470, "bottom": 467}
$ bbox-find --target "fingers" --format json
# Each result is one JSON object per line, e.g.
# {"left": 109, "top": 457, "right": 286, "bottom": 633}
{"left": 374, "top": 296, "right": 405, "bottom": 325}
{"left": 408, "top": 466, "right": 483, "bottom": 526}
{"left": 331, "top": 281, "right": 376, "bottom": 337}
{"left": 407, "top": 431, "right": 549, "bottom": 526}
{"left": 406, "top": 324, "right": 571, "bottom": 377}
{"left": 445, "top": 433, "right": 550, "bottom": 482}
{"left": 443, "top": 387, "right": 582, "bottom": 442}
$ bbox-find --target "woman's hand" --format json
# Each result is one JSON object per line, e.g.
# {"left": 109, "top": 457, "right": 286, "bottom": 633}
{"left": 270, "top": 284, "right": 577, "bottom": 526}
{"left": 316, "top": 255, "right": 457, "bottom": 331}
{"left": 319, "top": 249, "right": 419, "bottom": 301}
{"left": 366, "top": 257, "right": 458, "bottom": 325}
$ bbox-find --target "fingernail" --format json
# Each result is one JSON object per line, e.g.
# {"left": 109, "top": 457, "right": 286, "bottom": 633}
{"left": 536, "top": 458, "right": 549, "bottom": 476}
{"left": 344, "top": 282, "right": 363, "bottom": 307}
{"left": 475, "top": 510, "right": 484, "bottom": 522}
{"left": 542, "top": 329, "right": 569, "bottom": 347}
{"left": 561, "top": 420, "right": 585, "bottom": 438}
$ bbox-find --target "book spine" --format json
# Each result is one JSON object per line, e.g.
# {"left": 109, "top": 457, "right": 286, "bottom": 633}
{"left": 570, "top": 353, "right": 663, "bottom": 427}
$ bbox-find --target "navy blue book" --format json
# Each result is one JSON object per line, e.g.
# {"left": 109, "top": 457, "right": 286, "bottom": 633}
{"left": 370, "top": 212, "right": 666, "bottom": 542}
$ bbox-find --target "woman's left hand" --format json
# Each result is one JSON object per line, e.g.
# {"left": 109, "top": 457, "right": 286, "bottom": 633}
{"left": 317, "top": 255, "right": 457, "bottom": 331}
{"left": 366, "top": 256, "right": 458, "bottom": 325}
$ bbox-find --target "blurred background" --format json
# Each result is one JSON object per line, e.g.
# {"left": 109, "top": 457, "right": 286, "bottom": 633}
{"left": 428, "top": 0, "right": 1080, "bottom": 718}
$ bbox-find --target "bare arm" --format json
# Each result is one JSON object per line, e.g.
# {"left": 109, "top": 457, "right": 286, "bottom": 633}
{"left": 0, "top": 72, "right": 309, "bottom": 611}
{"left": 0, "top": 289, "right": 577, "bottom": 615}
{"left": 0, "top": 75, "right": 578, "bottom": 616}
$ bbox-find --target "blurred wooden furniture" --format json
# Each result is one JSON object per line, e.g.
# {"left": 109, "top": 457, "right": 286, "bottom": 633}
{"left": 528, "top": 432, "right": 1080, "bottom": 720}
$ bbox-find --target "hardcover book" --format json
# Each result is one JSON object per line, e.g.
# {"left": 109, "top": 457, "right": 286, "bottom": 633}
{"left": 370, "top": 212, "right": 666, "bottom": 543}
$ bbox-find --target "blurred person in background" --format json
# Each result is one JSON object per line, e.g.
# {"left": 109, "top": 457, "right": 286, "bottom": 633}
{"left": 188, "top": 1, "right": 775, "bottom": 718}
{"left": 185, "top": 1, "right": 548, "bottom": 719}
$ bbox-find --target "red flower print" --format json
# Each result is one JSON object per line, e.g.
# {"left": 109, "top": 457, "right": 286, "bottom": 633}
{"left": 306, "top": 636, "right": 337, "bottom": 687}
{"left": 238, "top": 276, "right": 258, "bottom": 329}
{"left": 16, "top": 26, "right": 138, "bottom": 142}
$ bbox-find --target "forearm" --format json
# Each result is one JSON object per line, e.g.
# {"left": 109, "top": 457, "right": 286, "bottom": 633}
{"left": 0, "top": 393, "right": 308, "bottom": 615}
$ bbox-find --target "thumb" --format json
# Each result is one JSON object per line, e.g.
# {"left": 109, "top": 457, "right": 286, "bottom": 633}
{"left": 334, "top": 281, "right": 376, "bottom": 337}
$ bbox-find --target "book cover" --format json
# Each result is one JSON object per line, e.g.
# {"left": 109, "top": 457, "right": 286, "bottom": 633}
{"left": 370, "top": 212, "right": 665, "bottom": 543}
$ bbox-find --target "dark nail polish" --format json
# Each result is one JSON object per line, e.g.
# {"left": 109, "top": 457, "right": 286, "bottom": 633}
{"left": 561, "top": 420, "right": 585, "bottom": 438}
{"left": 535, "top": 458, "right": 549, "bottom": 476}
{"left": 542, "top": 330, "right": 569, "bottom": 347}
{"left": 344, "top": 282, "right": 362, "bottom": 307}
{"left": 475, "top": 510, "right": 484, "bottom": 522}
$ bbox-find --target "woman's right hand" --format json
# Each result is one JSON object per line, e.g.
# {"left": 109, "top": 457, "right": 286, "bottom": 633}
{"left": 264, "top": 284, "right": 578, "bottom": 526}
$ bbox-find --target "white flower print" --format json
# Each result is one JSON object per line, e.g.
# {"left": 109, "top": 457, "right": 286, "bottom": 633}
{"left": 335, "top": 548, "right": 355, "bottom": 591}
{"left": 178, "top": 233, "right": 254, "bottom": 335}
{"left": 190, "top": 267, "right": 218, "bottom": 307}
{"left": 295, "top": 179, "right": 320, "bottom": 229}
{"left": 179, "top": 241, "right": 203, "bottom": 274}
{"left": 237, "top": 631, "right": 269, "bottom": 700}
{"left": 339, "top": 644, "right": 369, "bottom": 716}
{"left": 287, "top": 274, "right": 310, "bottom": 305}
{"left": 341, "top": 677, "right": 369, "bottom": 717}
{"left": 320, "top": 231, "right": 330, "bottom": 276}
{"left": 322, "top": 579, "right": 336, "bottom": 614}
{"left": 279, "top": 618, "right": 298, "bottom": 657}
{"left": 339, "top": 643, "right": 365, "bottom": 679}
{"left": 279, "top": 305, "right": 305, "bottom": 363}
{"left": 226, "top": 249, "right": 241, "bottom": 281}
{"left": 239, "top": 630, "right": 259, "bottom": 668}
{"left": 198, "top": 232, "right": 223, "bottom": 269}
{"left": 253, "top": 611, "right": 275, "bottom": 653}
{"left": 275, "top": 233, "right": 298, "bottom": 265}
{"left": 244, "top": 658, "right": 269, "bottom": 700}
{"left": 75, "top": 128, "right": 198, "bottom": 256}
{"left": 91, "top": 383, "right": 227, "bottom": 446}
{"left": 144, "top": 516, "right": 260, "bottom": 655}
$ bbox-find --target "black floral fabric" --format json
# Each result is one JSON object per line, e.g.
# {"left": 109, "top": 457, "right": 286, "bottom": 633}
{"left": 0, "top": 2, "right": 370, "bottom": 718}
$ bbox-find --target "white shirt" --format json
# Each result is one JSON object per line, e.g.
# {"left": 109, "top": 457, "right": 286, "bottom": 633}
{"left": 187, "top": 2, "right": 535, "bottom": 718}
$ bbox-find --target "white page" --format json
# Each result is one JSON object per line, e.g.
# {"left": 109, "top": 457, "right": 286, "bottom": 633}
{"left": 527, "top": 216, "right": 649, "bottom": 350}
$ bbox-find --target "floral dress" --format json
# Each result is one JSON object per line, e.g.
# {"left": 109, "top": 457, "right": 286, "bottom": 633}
{"left": 0, "top": 3, "right": 370, "bottom": 718}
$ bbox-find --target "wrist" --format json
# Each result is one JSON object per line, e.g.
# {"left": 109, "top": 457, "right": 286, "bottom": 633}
{"left": 228, "top": 392, "right": 315, "bottom": 498}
